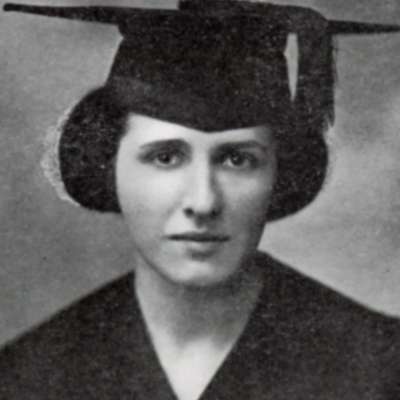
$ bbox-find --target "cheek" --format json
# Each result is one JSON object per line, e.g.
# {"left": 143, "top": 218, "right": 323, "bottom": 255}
{"left": 235, "top": 188, "right": 272, "bottom": 230}
{"left": 116, "top": 161, "right": 182, "bottom": 228}
{"left": 223, "top": 173, "right": 276, "bottom": 228}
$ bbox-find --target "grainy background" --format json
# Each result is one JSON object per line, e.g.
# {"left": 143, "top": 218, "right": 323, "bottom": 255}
{"left": 1, "top": 0, "right": 400, "bottom": 346}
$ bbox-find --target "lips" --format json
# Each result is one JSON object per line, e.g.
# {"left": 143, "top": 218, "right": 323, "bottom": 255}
{"left": 168, "top": 233, "right": 229, "bottom": 243}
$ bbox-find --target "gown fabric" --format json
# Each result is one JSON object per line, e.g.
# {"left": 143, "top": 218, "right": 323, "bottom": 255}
{"left": 1, "top": 252, "right": 399, "bottom": 400}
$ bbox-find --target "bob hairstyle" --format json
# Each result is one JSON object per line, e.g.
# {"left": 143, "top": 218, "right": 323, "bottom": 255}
{"left": 59, "top": 86, "right": 328, "bottom": 222}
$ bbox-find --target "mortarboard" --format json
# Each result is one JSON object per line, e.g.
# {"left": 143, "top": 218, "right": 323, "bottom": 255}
{"left": 4, "top": 0, "right": 400, "bottom": 219}
{"left": 4, "top": 0, "right": 400, "bottom": 133}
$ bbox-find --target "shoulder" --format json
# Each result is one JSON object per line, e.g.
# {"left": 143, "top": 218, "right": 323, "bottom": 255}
{"left": 255, "top": 250, "right": 399, "bottom": 320}
{"left": 255, "top": 250, "right": 400, "bottom": 339}
{"left": 253, "top": 251, "right": 400, "bottom": 395}
{"left": 0, "top": 273, "right": 135, "bottom": 399}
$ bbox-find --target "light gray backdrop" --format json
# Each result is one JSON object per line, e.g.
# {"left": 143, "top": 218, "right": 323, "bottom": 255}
{"left": 1, "top": 0, "right": 400, "bottom": 346}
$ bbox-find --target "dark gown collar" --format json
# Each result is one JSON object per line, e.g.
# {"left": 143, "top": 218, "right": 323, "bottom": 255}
{"left": 99, "top": 252, "right": 286, "bottom": 400}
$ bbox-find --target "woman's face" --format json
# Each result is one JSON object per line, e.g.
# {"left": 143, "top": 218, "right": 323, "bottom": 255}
{"left": 116, "top": 115, "right": 276, "bottom": 287}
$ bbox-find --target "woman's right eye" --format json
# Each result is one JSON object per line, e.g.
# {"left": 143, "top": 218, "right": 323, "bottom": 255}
{"left": 150, "top": 150, "right": 185, "bottom": 168}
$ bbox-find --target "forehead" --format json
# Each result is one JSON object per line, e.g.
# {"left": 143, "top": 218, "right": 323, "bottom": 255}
{"left": 121, "top": 114, "right": 274, "bottom": 148}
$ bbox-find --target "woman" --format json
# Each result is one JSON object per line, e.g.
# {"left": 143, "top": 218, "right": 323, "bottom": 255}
{"left": 1, "top": 1, "right": 400, "bottom": 399}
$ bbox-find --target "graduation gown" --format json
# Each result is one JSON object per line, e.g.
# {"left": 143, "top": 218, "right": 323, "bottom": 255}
{"left": 1, "top": 252, "right": 399, "bottom": 399}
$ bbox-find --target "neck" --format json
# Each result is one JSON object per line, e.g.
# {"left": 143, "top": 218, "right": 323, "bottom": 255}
{"left": 134, "top": 256, "right": 263, "bottom": 347}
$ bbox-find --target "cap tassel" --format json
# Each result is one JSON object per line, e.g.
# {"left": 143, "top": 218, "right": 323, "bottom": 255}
{"left": 295, "top": 27, "right": 337, "bottom": 130}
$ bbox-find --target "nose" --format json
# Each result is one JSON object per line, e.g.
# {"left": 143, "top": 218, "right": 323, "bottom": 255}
{"left": 182, "top": 162, "right": 222, "bottom": 221}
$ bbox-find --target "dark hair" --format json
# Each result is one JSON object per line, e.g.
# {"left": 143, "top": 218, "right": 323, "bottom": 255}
{"left": 59, "top": 86, "right": 328, "bottom": 221}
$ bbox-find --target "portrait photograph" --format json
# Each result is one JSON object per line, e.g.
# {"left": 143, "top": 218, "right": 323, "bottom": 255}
{"left": 1, "top": 0, "right": 400, "bottom": 398}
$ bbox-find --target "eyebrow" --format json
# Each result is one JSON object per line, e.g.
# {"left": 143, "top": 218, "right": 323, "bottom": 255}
{"left": 215, "top": 140, "right": 270, "bottom": 153}
{"left": 138, "top": 139, "right": 189, "bottom": 151}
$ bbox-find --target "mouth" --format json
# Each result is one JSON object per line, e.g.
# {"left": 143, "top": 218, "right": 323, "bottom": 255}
{"left": 168, "top": 233, "right": 230, "bottom": 243}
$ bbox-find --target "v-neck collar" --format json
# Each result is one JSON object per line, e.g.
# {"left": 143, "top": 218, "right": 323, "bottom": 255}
{"left": 123, "top": 266, "right": 274, "bottom": 400}
{"left": 94, "top": 252, "right": 298, "bottom": 400}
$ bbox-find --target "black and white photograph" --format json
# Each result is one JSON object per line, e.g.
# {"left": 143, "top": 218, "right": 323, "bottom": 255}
{"left": 1, "top": 0, "right": 400, "bottom": 398}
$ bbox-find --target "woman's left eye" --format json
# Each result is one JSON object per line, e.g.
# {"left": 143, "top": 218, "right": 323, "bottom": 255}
{"left": 220, "top": 151, "right": 257, "bottom": 169}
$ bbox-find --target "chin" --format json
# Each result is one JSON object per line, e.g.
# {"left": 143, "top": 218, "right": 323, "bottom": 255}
{"left": 161, "top": 258, "right": 244, "bottom": 289}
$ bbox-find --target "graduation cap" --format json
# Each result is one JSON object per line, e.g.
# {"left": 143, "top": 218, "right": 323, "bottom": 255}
{"left": 4, "top": 0, "right": 400, "bottom": 133}
{"left": 4, "top": 1, "right": 400, "bottom": 219}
